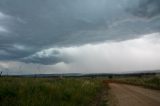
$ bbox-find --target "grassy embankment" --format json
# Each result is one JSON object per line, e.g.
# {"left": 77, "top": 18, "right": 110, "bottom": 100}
{"left": 0, "top": 77, "right": 108, "bottom": 106}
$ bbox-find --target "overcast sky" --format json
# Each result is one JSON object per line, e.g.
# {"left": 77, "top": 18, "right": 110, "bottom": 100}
{"left": 0, "top": 0, "right": 160, "bottom": 74}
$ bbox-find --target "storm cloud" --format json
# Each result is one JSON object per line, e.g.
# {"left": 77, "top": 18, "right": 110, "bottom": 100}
{"left": 1, "top": 33, "right": 160, "bottom": 74}
{"left": 0, "top": 0, "right": 160, "bottom": 74}
{"left": 127, "top": 0, "right": 160, "bottom": 18}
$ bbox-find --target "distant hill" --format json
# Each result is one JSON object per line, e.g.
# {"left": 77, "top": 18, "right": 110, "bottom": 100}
{"left": 2, "top": 70, "right": 160, "bottom": 78}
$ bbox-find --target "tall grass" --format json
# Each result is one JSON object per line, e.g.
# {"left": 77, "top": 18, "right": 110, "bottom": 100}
{"left": 0, "top": 77, "right": 103, "bottom": 106}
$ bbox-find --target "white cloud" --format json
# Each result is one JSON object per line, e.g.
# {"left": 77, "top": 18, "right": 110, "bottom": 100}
{"left": 0, "top": 12, "right": 7, "bottom": 19}
{"left": 0, "top": 11, "right": 11, "bottom": 33}
{"left": 1, "top": 33, "right": 160, "bottom": 74}
{"left": 49, "top": 33, "right": 160, "bottom": 73}
{"left": 0, "top": 62, "right": 9, "bottom": 69}
{"left": 24, "top": 33, "right": 160, "bottom": 73}
{"left": 0, "top": 26, "right": 8, "bottom": 33}
{"left": 13, "top": 44, "right": 28, "bottom": 50}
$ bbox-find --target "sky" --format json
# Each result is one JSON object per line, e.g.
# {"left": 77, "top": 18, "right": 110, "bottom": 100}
{"left": 0, "top": 0, "right": 160, "bottom": 75}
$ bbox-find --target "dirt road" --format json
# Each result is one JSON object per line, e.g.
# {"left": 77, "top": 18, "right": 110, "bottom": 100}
{"left": 109, "top": 83, "right": 160, "bottom": 106}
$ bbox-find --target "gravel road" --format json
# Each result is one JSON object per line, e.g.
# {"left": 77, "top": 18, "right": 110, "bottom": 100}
{"left": 109, "top": 83, "right": 160, "bottom": 106}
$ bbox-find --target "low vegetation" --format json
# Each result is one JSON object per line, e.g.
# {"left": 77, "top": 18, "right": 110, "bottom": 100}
{"left": 0, "top": 77, "right": 105, "bottom": 106}
{"left": 111, "top": 75, "right": 160, "bottom": 89}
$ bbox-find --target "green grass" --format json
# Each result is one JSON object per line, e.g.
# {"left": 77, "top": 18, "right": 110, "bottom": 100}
{"left": 113, "top": 75, "right": 160, "bottom": 89}
{"left": 0, "top": 77, "right": 104, "bottom": 106}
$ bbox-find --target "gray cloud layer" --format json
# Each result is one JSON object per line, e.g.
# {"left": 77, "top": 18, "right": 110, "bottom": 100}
{"left": 127, "top": 0, "right": 160, "bottom": 18}
{"left": 0, "top": 0, "right": 160, "bottom": 65}
{"left": 1, "top": 33, "right": 160, "bottom": 74}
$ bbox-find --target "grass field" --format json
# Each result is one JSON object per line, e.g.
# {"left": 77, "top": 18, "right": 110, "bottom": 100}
{"left": 1, "top": 75, "right": 159, "bottom": 106}
{"left": 110, "top": 75, "right": 160, "bottom": 90}
{"left": 0, "top": 77, "right": 106, "bottom": 106}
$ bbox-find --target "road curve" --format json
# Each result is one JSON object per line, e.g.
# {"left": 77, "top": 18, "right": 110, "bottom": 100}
{"left": 109, "top": 83, "right": 160, "bottom": 106}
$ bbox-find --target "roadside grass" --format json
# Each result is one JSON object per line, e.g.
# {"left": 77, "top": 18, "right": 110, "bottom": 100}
{"left": 0, "top": 77, "right": 106, "bottom": 106}
{"left": 110, "top": 75, "right": 160, "bottom": 90}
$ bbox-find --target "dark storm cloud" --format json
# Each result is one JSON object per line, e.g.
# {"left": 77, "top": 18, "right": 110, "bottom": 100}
{"left": 22, "top": 56, "right": 63, "bottom": 65}
{"left": 0, "top": 0, "right": 109, "bottom": 47}
{"left": 0, "top": 0, "right": 160, "bottom": 64}
{"left": 127, "top": 0, "right": 160, "bottom": 18}
{"left": 0, "top": 44, "right": 36, "bottom": 61}
{"left": 21, "top": 49, "right": 71, "bottom": 65}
